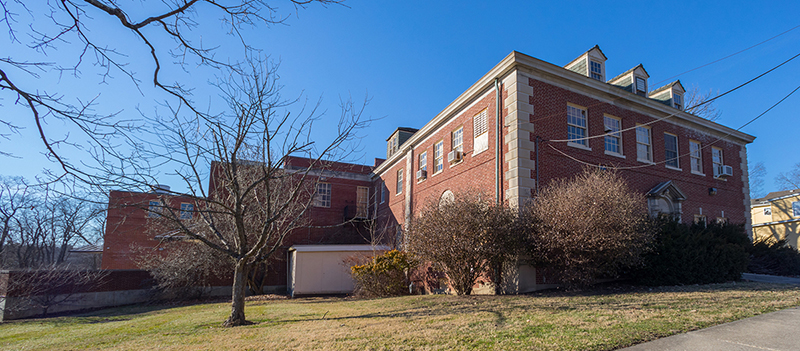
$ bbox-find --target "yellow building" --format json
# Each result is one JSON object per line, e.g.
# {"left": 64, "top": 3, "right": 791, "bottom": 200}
{"left": 751, "top": 189, "right": 800, "bottom": 248}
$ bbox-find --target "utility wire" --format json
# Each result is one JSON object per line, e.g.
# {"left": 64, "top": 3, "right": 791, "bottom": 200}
{"left": 529, "top": 24, "right": 800, "bottom": 127}
{"left": 651, "top": 23, "right": 800, "bottom": 87}
{"left": 547, "top": 83, "right": 800, "bottom": 170}
{"left": 547, "top": 50, "right": 800, "bottom": 143}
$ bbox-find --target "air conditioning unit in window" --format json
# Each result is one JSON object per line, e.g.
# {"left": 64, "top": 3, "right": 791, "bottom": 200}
{"left": 416, "top": 169, "right": 427, "bottom": 180}
{"left": 715, "top": 165, "right": 734, "bottom": 178}
{"left": 447, "top": 150, "right": 463, "bottom": 163}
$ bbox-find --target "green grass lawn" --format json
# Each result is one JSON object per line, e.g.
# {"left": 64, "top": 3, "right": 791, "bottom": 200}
{"left": 2, "top": 282, "right": 800, "bottom": 350}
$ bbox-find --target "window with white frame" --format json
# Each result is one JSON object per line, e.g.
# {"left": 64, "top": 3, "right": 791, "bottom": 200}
{"left": 179, "top": 203, "right": 194, "bottom": 219}
{"left": 590, "top": 60, "right": 603, "bottom": 81}
{"left": 764, "top": 207, "right": 772, "bottom": 216}
{"left": 356, "top": 186, "right": 369, "bottom": 218}
{"left": 793, "top": 201, "right": 800, "bottom": 217}
{"left": 635, "top": 76, "right": 647, "bottom": 96}
{"left": 567, "top": 105, "right": 588, "bottom": 146}
{"left": 396, "top": 169, "right": 403, "bottom": 194}
{"left": 434, "top": 141, "right": 444, "bottom": 173}
{"left": 148, "top": 200, "right": 161, "bottom": 218}
{"left": 314, "top": 183, "right": 331, "bottom": 207}
{"left": 636, "top": 125, "right": 652, "bottom": 162}
{"left": 664, "top": 133, "right": 679, "bottom": 168}
{"left": 673, "top": 93, "right": 683, "bottom": 110}
{"left": 452, "top": 127, "right": 463, "bottom": 153}
{"left": 690, "top": 140, "right": 702, "bottom": 174}
{"left": 694, "top": 214, "right": 707, "bottom": 226}
{"left": 712, "top": 147, "right": 724, "bottom": 177}
{"left": 419, "top": 151, "right": 427, "bottom": 173}
{"left": 603, "top": 115, "right": 622, "bottom": 155}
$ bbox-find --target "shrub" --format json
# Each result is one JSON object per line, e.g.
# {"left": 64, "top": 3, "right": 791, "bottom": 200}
{"left": 748, "top": 238, "right": 800, "bottom": 276}
{"left": 132, "top": 241, "right": 230, "bottom": 300}
{"left": 406, "top": 193, "right": 520, "bottom": 295}
{"left": 634, "top": 220, "right": 749, "bottom": 286}
{"left": 350, "top": 250, "right": 417, "bottom": 297}
{"left": 524, "top": 168, "right": 653, "bottom": 290}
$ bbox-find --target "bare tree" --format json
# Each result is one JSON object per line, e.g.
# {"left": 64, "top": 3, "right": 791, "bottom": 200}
{"left": 0, "top": 177, "right": 104, "bottom": 269}
{"left": 0, "top": 0, "right": 339, "bottom": 186}
{"left": 3, "top": 267, "right": 108, "bottom": 318}
{"left": 776, "top": 162, "right": 800, "bottom": 190}
{"left": 141, "top": 58, "right": 367, "bottom": 326}
{"left": 749, "top": 161, "right": 767, "bottom": 198}
{"left": 406, "top": 192, "right": 518, "bottom": 295}
{"left": 525, "top": 168, "right": 653, "bottom": 290}
{"left": 684, "top": 85, "right": 723, "bottom": 121}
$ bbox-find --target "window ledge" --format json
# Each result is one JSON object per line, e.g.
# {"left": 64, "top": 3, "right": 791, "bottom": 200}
{"left": 691, "top": 171, "right": 706, "bottom": 177}
{"left": 604, "top": 151, "right": 626, "bottom": 159}
{"left": 665, "top": 165, "right": 682, "bottom": 171}
{"left": 637, "top": 158, "right": 655, "bottom": 165}
{"left": 713, "top": 176, "right": 728, "bottom": 182}
{"left": 567, "top": 142, "right": 592, "bottom": 151}
{"left": 472, "top": 148, "right": 487, "bottom": 157}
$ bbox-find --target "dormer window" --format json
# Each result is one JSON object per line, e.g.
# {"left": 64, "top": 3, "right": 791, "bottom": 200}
{"left": 635, "top": 76, "right": 647, "bottom": 96}
{"left": 673, "top": 93, "right": 683, "bottom": 110}
{"left": 590, "top": 61, "right": 603, "bottom": 81}
{"left": 387, "top": 135, "right": 399, "bottom": 158}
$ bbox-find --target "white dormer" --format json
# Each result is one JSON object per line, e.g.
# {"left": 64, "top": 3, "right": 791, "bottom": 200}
{"left": 649, "top": 80, "right": 686, "bottom": 111}
{"left": 565, "top": 45, "right": 607, "bottom": 82}
{"left": 608, "top": 64, "right": 650, "bottom": 97}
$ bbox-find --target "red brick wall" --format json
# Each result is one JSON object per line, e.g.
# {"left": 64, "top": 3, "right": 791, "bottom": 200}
{"left": 375, "top": 90, "right": 501, "bottom": 227}
{"left": 528, "top": 77, "right": 747, "bottom": 223}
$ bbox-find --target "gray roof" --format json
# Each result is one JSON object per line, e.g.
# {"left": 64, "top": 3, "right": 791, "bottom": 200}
{"left": 69, "top": 244, "right": 103, "bottom": 253}
{"left": 650, "top": 80, "right": 685, "bottom": 96}
{"left": 608, "top": 63, "right": 649, "bottom": 83}
{"left": 751, "top": 189, "right": 800, "bottom": 205}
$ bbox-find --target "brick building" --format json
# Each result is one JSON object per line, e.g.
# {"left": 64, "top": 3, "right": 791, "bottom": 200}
{"left": 104, "top": 46, "right": 756, "bottom": 294}
{"left": 372, "top": 46, "right": 755, "bottom": 293}
{"left": 102, "top": 157, "right": 374, "bottom": 292}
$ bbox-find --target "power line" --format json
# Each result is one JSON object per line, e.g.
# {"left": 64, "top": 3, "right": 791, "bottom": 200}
{"left": 546, "top": 83, "right": 800, "bottom": 170}
{"left": 529, "top": 24, "right": 800, "bottom": 128}
{"left": 651, "top": 23, "right": 800, "bottom": 87}
{"left": 547, "top": 50, "right": 800, "bottom": 144}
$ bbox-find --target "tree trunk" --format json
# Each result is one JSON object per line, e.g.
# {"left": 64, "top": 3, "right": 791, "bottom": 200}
{"left": 223, "top": 259, "right": 252, "bottom": 327}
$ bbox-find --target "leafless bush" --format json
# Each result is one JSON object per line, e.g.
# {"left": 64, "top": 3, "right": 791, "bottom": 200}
{"left": 524, "top": 168, "right": 653, "bottom": 290}
{"left": 4, "top": 266, "right": 108, "bottom": 317}
{"left": 407, "top": 193, "right": 519, "bottom": 295}
{"left": 132, "top": 241, "right": 231, "bottom": 301}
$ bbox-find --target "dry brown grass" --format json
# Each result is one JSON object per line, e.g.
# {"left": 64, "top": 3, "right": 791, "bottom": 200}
{"left": 2, "top": 282, "right": 799, "bottom": 350}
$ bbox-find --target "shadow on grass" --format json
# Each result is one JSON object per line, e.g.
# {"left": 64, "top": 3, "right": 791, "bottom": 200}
{"left": 250, "top": 281, "right": 799, "bottom": 326}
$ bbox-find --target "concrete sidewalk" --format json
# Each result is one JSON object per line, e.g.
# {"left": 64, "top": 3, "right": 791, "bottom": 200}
{"left": 620, "top": 306, "right": 800, "bottom": 350}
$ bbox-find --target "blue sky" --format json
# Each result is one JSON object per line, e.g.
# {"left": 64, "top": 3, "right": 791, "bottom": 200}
{"left": 2, "top": 1, "right": 799, "bottom": 196}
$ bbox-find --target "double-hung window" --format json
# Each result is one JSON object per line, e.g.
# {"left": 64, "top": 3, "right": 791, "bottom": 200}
{"left": 590, "top": 61, "right": 603, "bottom": 81}
{"left": 418, "top": 151, "right": 427, "bottom": 177}
{"left": 148, "top": 200, "right": 161, "bottom": 218}
{"left": 567, "top": 105, "right": 588, "bottom": 147}
{"left": 636, "top": 125, "right": 652, "bottom": 162}
{"left": 379, "top": 181, "right": 386, "bottom": 204}
{"left": 664, "top": 133, "right": 679, "bottom": 168}
{"left": 712, "top": 147, "right": 724, "bottom": 177}
{"left": 690, "top": 140, "right": 702, "bottom": 174}
{"left": 314, "top": 183, "right": 331, "bottom": 208}
{"left": 356, "top": 186, "right": 369, "bottom": 218}
{"left": 396, "top": 169, "right": 403, "bottom": 194}
{"left": 603, "top": 115, "right": 622, "bottom": 155}
{"left": 434, "top": 141, "right": 444, "bottom": 173}
{"left": 179, "top": 203, "right": 194, "bottom": 219}
{"left": 674, "top": 94, "right": 683, "bottom": 110}
{"left": 452, "top": 127, "right": 463, "bottom": 153}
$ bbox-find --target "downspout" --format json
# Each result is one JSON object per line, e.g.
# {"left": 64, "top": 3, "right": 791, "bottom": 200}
{"left": 535, "top": 136, "right": 541, "bottom": 195}
{"left": 495, "top": 78, "right": 501, "bottom": 204}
